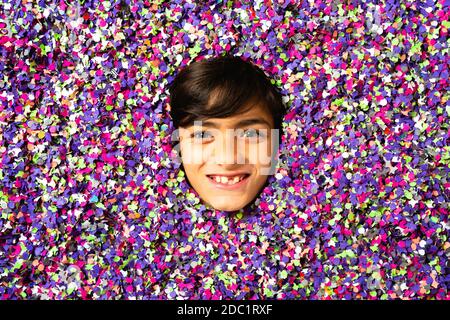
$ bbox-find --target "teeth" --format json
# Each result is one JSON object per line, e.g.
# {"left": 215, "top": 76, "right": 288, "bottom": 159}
{"left": 210, "top": 175, "right": 246, "bottom": 185}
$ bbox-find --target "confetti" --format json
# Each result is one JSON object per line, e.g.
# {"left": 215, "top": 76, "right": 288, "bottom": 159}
{"left": 0, "top": 0, "right": 449, "bottom": 300}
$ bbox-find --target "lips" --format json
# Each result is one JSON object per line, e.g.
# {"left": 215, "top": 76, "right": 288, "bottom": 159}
{"left": 206, "top": 173, "right": 251, "bottom": 190}
{"left": 207, "top": 174, "right": 249, "bottom": 184}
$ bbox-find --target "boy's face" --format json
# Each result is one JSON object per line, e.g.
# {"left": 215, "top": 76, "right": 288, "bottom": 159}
{"left": 177, "top": 103, "right": 278, "bottom": 212}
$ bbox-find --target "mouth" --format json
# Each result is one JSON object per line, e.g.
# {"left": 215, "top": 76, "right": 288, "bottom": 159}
{"left": 206, "top": 173, "right": 251, "bottom": 190}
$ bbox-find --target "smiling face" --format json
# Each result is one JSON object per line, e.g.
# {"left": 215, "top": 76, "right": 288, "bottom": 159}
{"left": 178, "top": 103, "right": 279, "bottom": 212}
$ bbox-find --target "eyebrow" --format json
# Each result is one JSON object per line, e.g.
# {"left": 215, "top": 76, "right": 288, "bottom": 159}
{"left": 199, "top": 118, "right": 272, "bottom": 129}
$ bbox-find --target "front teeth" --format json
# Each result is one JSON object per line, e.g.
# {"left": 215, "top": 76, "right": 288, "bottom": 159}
{"left": 212, "top": 175, "right": 245, "bottom": 185}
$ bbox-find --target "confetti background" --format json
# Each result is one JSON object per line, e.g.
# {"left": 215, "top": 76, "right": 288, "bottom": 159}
{"left": 0, "top": 0, "right": 449, "bottom": 299}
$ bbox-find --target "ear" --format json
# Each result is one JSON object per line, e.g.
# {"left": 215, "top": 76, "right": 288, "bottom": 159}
{"left": 173, "top": 148, "right": 183, "bottom": 165}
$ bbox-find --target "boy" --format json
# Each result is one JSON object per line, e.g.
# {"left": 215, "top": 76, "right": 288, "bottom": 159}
{"left": 169, "top": 55, "right": 286, "bottom": 212}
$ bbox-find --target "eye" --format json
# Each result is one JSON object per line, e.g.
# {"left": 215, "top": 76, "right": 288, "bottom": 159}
{"left": 191, "top": 130, "right": 213, "bottom": 141}
{"left": 240, "top": 129, "right": 265, "bottom": 139}
{"left": 243, "top": 129, "right": 258, "bottom": 138}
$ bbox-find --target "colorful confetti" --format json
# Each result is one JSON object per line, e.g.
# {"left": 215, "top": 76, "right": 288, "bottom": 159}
{"left": 0, "top": 0, "right": 449, "bottom": 300}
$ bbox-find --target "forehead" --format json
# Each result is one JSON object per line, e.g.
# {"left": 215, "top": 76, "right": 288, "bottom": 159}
{"left": 195, "top": 103, "right": 274, "bottom": 128}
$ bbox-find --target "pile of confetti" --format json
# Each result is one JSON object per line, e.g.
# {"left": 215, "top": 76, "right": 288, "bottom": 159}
{"left": 0, "top": 0, "right": 449, "bottom": 299}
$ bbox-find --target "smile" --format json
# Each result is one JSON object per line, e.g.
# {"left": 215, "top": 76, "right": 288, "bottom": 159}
{"left": 206, "top": 174, "right": 250, "bottom": 189}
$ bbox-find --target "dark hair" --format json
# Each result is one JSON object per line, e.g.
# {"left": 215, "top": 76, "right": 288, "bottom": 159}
{"left": 168, "top": 55, "right": 287, "bottom": 139}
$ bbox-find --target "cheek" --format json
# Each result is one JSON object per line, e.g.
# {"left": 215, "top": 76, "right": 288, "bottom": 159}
{"left": 181, "top": 163, "right": 202, "bottom": 187}
{"left": 246, "top": 140, "right": 273, "bottom": 167}
{"left": 180, "top": 142, "right": 205, "bottom": 165}
{"left": 250, "top": 171, "right": 269, "bottom": 193}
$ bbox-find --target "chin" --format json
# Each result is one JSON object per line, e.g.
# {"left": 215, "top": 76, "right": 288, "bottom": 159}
{"left": 206, "top": 199, "right": 245, "bottom": 212}
{"left": 213, "top": 204, "right": 243, "bottom": 212}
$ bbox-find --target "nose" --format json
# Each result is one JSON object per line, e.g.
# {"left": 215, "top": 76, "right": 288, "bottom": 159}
{"left": 211, "top": 129, "right": 242, "bottom": 165}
